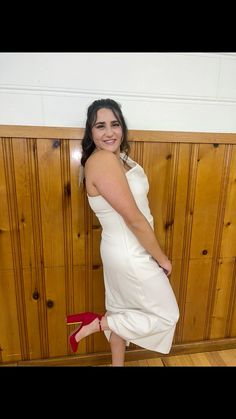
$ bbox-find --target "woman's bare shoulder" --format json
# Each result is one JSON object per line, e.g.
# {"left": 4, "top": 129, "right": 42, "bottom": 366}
{"left": 85, "top": 150, "right": 119, "bottom": 172}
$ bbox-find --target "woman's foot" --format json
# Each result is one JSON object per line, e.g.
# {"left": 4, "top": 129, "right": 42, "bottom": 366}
{"left": 74, "top": 318, "right": 101, "bottom": 343}
{"left": 69, "top": 315, "right": 110, "bottom": 352}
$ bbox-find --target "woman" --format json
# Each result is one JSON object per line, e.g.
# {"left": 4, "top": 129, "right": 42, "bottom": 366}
{"left": 67, "top": 98, "right": 179, "bottom": 366}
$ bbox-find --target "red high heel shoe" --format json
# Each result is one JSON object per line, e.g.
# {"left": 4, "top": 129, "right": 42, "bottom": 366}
{"left": 66, "top": 311, "right": 102, "bottom": 326}
{"left": 69, "top": 324, "right": 83, "bottom": 353}
{"left": 68, "top": 312, "right": 103, "bottom": 353}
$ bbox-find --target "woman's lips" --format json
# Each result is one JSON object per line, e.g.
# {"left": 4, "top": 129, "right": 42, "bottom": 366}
{"left": 104, "top": 139, "right": 116, "bottom": 144}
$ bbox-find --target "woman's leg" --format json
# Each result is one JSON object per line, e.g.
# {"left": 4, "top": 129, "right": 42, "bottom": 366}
{"left": 101, "top": 316, "right": 126, "bottom": 366}
{"left": 109, "top": 332, "right": 126, "bottom": 366}
{"left": 74, "top": 315, "right": 126, "bottom": 366}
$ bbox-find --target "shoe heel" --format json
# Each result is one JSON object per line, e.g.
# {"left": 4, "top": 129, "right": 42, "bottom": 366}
{"left": 66, "top": 313, "right": 86, "bottom": 325}
{"left": 69, "top": 324, "right": 82, "bottom": 353}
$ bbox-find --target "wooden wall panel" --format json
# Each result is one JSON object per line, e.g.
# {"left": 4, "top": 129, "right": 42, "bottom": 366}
{"left": 0, "top": 125, "right": 236, "bottom": 365}
{"left": 92, "top": 267, "right": 110, "bottom": 353}
{"left": 92, "top": 228, "right": 102, "bottom": 267}
{"left": 0, "top": 270, "right": 22, "bottom": 362}
{"left": 143, "top": 142, "right": 172, "bottom": 252}
{"left": 37, "top": 139, "right": 65, "bottom": 268}
{"left": 169, "top": 144, "right": 190, "bottom": 262}
{"left": 71, "top": 266, "right": 87, "bottom": 354}
{"left": 221, "top": 146, "right": 236, "bottom": 258}
{"left": 230, "top": 264, "right": 236, "bottom": 336}
{"left": 210, "top": 258, "right": 236, "bottom": 339}
{"left": 69, "top": 140, "right": 86, "bottom": 267}
{"left": 182, "top": 259, "right": 212, "bottom": 342}
{"left": 44, "top": 266, "right": 67, "bottom": 357}
{"left": 189, "top": 144, "right": 225, "bottom": 259}
{"left": 0, "top": 140, "right": 13, "bottom": 269}
{"left": 22, "top": 268, "right": 42, "bottom": 360}
{"left": 11, "top": 138, "right": 38, "bottom": 269}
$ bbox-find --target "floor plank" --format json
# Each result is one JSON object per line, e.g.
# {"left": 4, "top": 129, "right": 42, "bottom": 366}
{"left": 94, "top": 348, "right": 236, "bottom": 366}
{"left": 123, "top": 348, "right": 236, "bottom": 367}
{"left": 217, "top": 349, "right": 236, "bottom": 366}
{"left": 163, "top": 354, "right": 196, "bottom": 366}
{"left": 125, "top": 360, "right": 140, "bottom": 366}
{"left": 158, "top": 349, "right": 236, "bottom": 366}
{"left": 165, "top": 353, "right": 213, "bottom": 366}
{"left": 145, "top": 358, "right": 164, "bottom": 366}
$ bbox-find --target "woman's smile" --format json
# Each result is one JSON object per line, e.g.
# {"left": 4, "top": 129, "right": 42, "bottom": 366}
{"left": 92, "top": 108, "right": 123, "bottom": 155}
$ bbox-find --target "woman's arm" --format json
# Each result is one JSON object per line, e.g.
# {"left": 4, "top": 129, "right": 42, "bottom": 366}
{"left": 85, "top": 151, "right": 171, "bottom": 274}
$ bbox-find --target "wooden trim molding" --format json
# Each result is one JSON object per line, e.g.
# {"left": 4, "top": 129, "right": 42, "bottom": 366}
{"left": 0, "top": 125, "right": 84, "bottom": 139}
{"left": 0, "top": 125, "right": 236, "bottom": 144}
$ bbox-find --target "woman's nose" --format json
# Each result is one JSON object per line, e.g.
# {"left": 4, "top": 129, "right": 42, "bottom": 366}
{"left": 105, "top": 126, "right": 113, "bottom": 136}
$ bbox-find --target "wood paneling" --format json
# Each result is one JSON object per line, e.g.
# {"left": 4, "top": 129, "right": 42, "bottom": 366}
{"left": 0, "top": 125, "right": 236, "bottom": 365}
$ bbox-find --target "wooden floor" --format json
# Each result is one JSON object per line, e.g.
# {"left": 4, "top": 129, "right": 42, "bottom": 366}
{"left": 2, "top": 348, "right": 236, "bottom": 367}
{"left": 103, "top": 348, "right": 236, "bottom": 366}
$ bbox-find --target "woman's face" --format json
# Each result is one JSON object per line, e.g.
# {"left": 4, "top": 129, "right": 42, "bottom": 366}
{"left": 91, "top": 108, "right": 123, "bottom": 156}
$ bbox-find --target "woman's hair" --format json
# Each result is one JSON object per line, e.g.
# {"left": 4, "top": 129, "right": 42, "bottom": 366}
{"left": 81, "top": 98, "right": 130, "bottom": 167}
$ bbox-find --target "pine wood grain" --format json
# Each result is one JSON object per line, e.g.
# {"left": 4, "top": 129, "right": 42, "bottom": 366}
{"left": 124, "top": 349, "right": 236, "bottom": 367}
{"left": 1, "top": 127, "right": 236, "bottom": 364}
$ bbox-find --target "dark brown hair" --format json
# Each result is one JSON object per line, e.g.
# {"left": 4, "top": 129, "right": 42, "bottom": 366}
{"left": 81, "top": 98, "right": 130, "bottom": 167}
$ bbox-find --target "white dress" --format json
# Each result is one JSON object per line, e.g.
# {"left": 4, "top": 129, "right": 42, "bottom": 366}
{"left": 87, "top": 154, "right": 179, "bottom": 353}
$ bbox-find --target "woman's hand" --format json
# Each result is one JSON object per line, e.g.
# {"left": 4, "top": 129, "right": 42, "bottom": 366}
{"left": 158, "top": 258, "right": 172, "bottom": 276}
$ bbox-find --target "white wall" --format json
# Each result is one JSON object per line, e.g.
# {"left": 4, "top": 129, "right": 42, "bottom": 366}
{"left": 0, "top": 52, "right": 236, "bottom": 132}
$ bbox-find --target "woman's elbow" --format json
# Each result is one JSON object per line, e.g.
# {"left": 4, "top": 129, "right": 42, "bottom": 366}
{"left": 124, "top": 213, "right": 145, "bottom": 230}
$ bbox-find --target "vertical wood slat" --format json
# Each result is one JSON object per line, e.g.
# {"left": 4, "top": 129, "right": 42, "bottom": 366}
{"left": 26, "top": 138, "right": 48, "bottom": 358}
{"left": 164, "top": 143, "right": 179, "bottom": 260}
{"left": 1, "top": 138, "right": 29, "bottom": 360}
{"left": 70, "top": 140, "right": 86, "bottom": 267}
{"left": 170, "top": 144, "right": 191, "bottom": 324}
{"left": 0, "top": 139, "right": 14, "bottom": 268}
{"left": 210, "top": 258, "right": 236, "bottom": 338}
{"left": 226, "top": 259, "right": 236, "bottom": 336}
{"left": 84, "top": 193, "right": 95, "bottom": 353}
{"left": 60, "top": 139, "right": 74, "bottom": 322}
{"left": 37, "top": 139, "right": 65, "bottom": 267}
{"left": 131, "top": 141, "right": 144, "bottom": 166}
{"left": 204, "top": 145, "right": 233, "bottom": 339}
{"left": 189, "top": 144, "right": 226, "bottom": 259}
{"left": 220, "top": 147, "right": 236, "bottom": 258}
{"left": 1, "top": 127, "right": 236, "bottom": 364}
{"left": 182, "top": 144, "right": 228, "bottom": 342}
{"left": 175, "top": 144, "right": 199, "bottom": 342}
